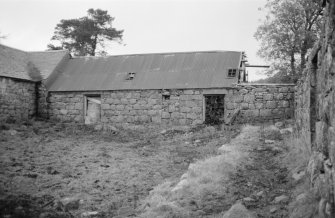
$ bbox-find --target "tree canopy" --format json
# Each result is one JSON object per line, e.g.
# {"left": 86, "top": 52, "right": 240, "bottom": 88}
{"left": 255, "top": 0, "right": 323, "bottom": 83}
{"left": 48, "top": 8, "right": 123, "bottom": 56}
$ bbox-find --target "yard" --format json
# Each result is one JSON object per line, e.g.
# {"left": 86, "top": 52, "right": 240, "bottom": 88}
{"left": 0, "top": 121, "right": 231, "bottom": 217}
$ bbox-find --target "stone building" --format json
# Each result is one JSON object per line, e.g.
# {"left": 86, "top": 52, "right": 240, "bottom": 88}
{"left": 0, "top": 44, "right": 68, "bottom": 121}
{"left": 1, "top": 44, "right": 294, "bottom": 125}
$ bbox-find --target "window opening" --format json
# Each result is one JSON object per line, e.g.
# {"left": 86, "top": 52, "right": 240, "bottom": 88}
{"left": 228, "top": 69, "right": 237, "bottom": 77}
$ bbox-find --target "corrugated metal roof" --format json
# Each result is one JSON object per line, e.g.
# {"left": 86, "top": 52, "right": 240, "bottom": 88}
{"left": 48, "top": 51, "right": 242, "bottom": 91}
{"left": 0, "top": 44, "right": 69, "bottom": 81}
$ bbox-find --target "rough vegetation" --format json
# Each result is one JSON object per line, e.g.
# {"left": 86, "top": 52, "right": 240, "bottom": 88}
{"left": 0, "top": 120, "right": 233, "bottom": 217}
{"left": 0, "top": 119, "right": 318, "bottom": 218}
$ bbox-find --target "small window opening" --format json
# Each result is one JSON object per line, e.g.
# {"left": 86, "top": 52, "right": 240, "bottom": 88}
{"left": 126, "top": 72, "right": 136, "bottom": 80}
{"left": 228, "top": 69, "right": 237, "bottom": 77}
{"left": 162, "top": 90, "right": 170, "bottom": 100}
{"left": 163, "top": 95, "right": 170, "bottom": 100}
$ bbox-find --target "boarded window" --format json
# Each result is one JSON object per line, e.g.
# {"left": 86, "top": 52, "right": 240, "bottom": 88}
{"left": 84, "top": 95, "right": 101, "bottom": 124}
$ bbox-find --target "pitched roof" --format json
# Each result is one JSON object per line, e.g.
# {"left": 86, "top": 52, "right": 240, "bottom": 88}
{"left": 48, "top": 51, "right": 242, "bottom": 91}
{"left": 0, "top": 44, "right": 69, "bottom": 81}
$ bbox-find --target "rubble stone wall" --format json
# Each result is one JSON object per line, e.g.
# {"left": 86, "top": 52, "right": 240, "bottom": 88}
{"left": 47, "top": 89, "right": 204, "bottom": 125}
{"left": 226, "top": 84, "right": 295, "bottom": 123}
{"left": 0, "top": 77, "right": 36, "bottom": 121}
{"left": 295, "top": 1, "right": 335, "bottom": 217}
{"left": 47, "top": 84, "right": 295, "bottom": 125}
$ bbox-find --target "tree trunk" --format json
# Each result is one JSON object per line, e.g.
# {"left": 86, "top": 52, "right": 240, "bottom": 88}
{"left": 301, "top": 38, "right": 308, "bottom": 76}
{"left": 290, "top": 51, "right": 296, "bottom": 82}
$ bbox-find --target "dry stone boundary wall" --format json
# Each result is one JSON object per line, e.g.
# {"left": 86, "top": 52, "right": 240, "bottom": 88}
{"left": 226, "top": 84, "right": 295, "bottom": 123}
{"left": 295, "top": 1, "right": 335, "bottom": 216}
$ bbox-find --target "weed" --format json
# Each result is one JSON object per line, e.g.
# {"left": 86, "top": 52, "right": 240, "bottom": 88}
{"left": 283, "top": 133, "right": 311, "bottom": 173}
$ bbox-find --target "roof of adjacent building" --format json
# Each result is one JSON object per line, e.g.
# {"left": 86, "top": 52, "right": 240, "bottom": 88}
{"left": 0, "top": 44, "right": 69, "bottom": 81}
{"left": 48, "top": 51, "right": 242, "bottom": 91}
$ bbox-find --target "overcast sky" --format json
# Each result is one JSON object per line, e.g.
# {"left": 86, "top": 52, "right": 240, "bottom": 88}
{"left": 0, "top": 0, "right": 268, "bottom": 80}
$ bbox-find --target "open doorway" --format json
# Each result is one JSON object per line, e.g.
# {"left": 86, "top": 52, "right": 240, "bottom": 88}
{"left": 84, "top": 95, "right": 101, "bottom": 124}
{"left": 204, "top": 95, "right": 225, "bottom": 124}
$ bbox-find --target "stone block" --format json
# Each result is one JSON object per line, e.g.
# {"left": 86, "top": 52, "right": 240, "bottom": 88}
{"left": 180, "top": 95, "right": 192, "bottom": 101}
{"left": 184, "top": 90, "right": 194, "bottom": 95}
{"left": 264, "top": 94, "right": 274, "bottom": 101}
{"left": 255, "top": 103, "right": 263, "bottom": 109}
{"left": 139, "top": 115, "right": 150, "bottom": 122}
{"left": 192, "top": 107, "right": 202, "bottom": 113}
{"left": 162, "top": 112, "right": 170, "bottom": 119}
{"left": 226, "top": 102, "right": 235, "bottom": 110}
{"left": 187, "top": 113, "right": 197, "bottom": 119}
{"left": 148, "top": 110, "right": 157, "bottom": 116}
{"left": 282, "top": 100, "right": 290, "bottom": 108}
{"left": 60, "top": 109, "right": 68, "bottom": 115}
{"left": 266, "top": 101, "right": 277, "bottom": 109}
{"left": 260, "top": 109, "right": 272, "bottom": 117}
{"left": 179, "top": 119, "right": 187, "bottom": 125}
{"left": 121, "top": 98, "right": 128, "bottom": 104}
{"left": 239, "top": 89, "right": 248, "bottom": 94}
{"left": 181, "top": 106, "right": 191, "bottom": 113}
{"left": 249, "top": 104, "right": 255, "bottom": 110}
{"left": 116, "top": 105, "right": 125, "bottom": 111}
{"left": 171, "top": 112, "right": 181, "bottom": 119}
{"left": 241, "top": 103, "right": 249, "bottom": 110}
{"left": 74, "top": 103, "right": 82, "bottom": 110}
{"left": 133, "top": 104, "right": 141, "bottom": 110}
{"left": 192, "top": 95, "right": 203, "bottom": 100}
{"left": 244, "top": 95, "right": 255, "bottom": 103}
{"left": 192, "top": 119, "right": 203, "bottom": 125}
{"left": 168, "top": 105, "right": 176, "bottom": 112}
{"left": 233, "top": 95, "right": 244, "bottom": 103}
{"left": 113, "top": 99, "right": 121, "bottom": 104}
{"left": 129, "top": 99, "right": 137, "bottom": 104}
{"left": 255, "top": 87, "right": 265, "bottom": 92}
{"left": 153, "top": 105, "right": 162, "bottom": 110}
{"left": 148, "top": 98, "right": 158, "bottom": 105}
{"left": 101, "top": 104, "right": 110, "bottom": 110}
{"left": 152, "top": 116, "right": 161, "bottom": 123}
{"left": 185, "top": 100, "right": 197, "bottom": 107}
{"left": 279, "top": 87, "right": 289, "bottom": 92}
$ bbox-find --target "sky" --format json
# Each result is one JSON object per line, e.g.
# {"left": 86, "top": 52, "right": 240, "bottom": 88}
{"left": 0, "top": 0, "right": 269, "bottom": 81}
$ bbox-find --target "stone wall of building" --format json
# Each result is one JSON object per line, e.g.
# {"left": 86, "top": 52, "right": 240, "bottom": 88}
{"left": 294, "top": 1, "right": 335, "bottom": 217}
{"left": 46, "top": 84, "right": 295, "bottom": 126}
{"left": 37, "top": 82, "right": 49, "bottom": 119}
{"left": 0, "top": 77, "right": 36, "bottom": 121}
{"left": 47, "top": 89, "right": 204, "bottom": 125}
{"left": 225, "top": 84, "right": 295, "bottom": 123}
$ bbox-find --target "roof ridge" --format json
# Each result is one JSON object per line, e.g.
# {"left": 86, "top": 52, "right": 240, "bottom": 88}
{"left": 0, "top": 43, "right": 28, "bottom": 54}
{"left": 29, "top": 49, "right": 68, "bottom": 53}
{"left": 71, "top": 50, "right": 242, "bottom": 59}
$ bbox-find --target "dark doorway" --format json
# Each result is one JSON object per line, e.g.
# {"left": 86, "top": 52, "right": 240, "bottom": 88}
{"left": 204, "top": 95, "right": 225, "bottom": 124}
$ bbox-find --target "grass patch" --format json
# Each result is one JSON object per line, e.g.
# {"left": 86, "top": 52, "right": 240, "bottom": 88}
{"left": 138, "top": 125, "right": 256, "bottom": 218}
{"left": 281, "top": 132, "right": 319, "bottom": 218}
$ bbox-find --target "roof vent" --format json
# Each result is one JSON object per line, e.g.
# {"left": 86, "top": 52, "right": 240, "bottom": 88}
{"left": 126, "top": 72, "right": 136, "bottom": 80}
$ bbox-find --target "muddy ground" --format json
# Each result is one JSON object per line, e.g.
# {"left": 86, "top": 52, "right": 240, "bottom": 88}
{"left": 0, "top": 121, "right": 234, "bottom": 217}
{"left": 0, "top": 121, "right": 295, "bottom": 218}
